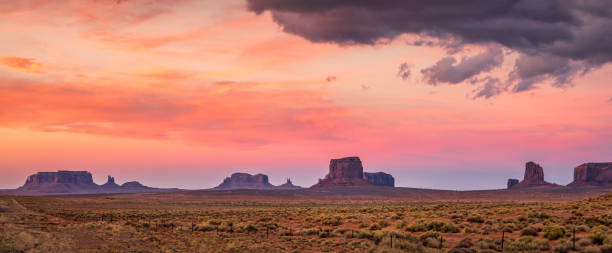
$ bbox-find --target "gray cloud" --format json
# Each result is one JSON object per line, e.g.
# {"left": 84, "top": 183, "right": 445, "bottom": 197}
{"left": 472, "top": 77, "right": 505, "bottom": 99}
{"left": 248, "top": 0, "right": 612, "bottom": 97}
{"left": 510, "top": 53, "right": 586, "bottom": 92}
{"left": 397, "top": 63, "right": 411, "bottom": 80}
{"left": 421, "top": 46, "right": 503, "bottom": 85}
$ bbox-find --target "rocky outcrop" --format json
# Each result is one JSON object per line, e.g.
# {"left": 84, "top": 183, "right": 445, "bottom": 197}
{"left": 311, "top": 157, "right": 374, "bottom": 188}
{"left": 509, "top": 161, "right": 556, "bottom": 188}
{"left": 567, "top": 163, "right": 612, "bottom": 187}
{"left": 276, "top": 179, "right": 302, "bottom": 189}
{"left": 121, "top": 181, "right": 145, "bottom": 188}
{"left": 17, "top": 171, "right": 99, "bottom": 194}
{"left": 214, "top": 173, "right": 276, "bottom": 190}
{"left": 507, "top": 178, "right": 519, "bottom": 189}
{"left": 12, "top": 171, "right": 176, "bottom": 195}
{"left": 523, "top": 161, "right": 545, "bottom": 184}
{"left": 101, "top": 176, "right": 120, "bottom": 188}
{"left": 364, "top": 172, "right": 394, "bottom": 187}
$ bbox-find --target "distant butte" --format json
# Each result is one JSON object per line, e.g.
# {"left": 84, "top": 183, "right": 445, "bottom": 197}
{"left": 508, "top": 161, "right": 559, "bottom": 189}
{"left": 311, "top": 157, "right": 395, "bottom": 188}
{"left": 213, "top": 173, "right": 302, "bottom": 190}
{"left": 11, "top": 171, "right": 176, "bottom": 195}
{"left": 567, "top": 163, "right": 612, "bottom": 187}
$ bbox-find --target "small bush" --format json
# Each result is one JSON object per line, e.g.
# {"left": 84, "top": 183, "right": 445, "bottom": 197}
{"left": 589, "top": 226, "right": 608, "bottom": 245}
{"left": 467, "top": 216, "right": 484, "bottom": 223}
{"left": 543, "top": 225, "right": 566, "bottom": 240}
{"left": 521, "top": 227, "right": 539, "bottom": 236}
{"left": 553, "top": 240, "right": 572, "bottom": 253}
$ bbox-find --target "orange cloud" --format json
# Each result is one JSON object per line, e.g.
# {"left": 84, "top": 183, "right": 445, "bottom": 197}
{"left": 0, "top": 77, "right": 366, "bottom": 147}
{"left": 1, "top": 57, "right": 43, "bottom": 73}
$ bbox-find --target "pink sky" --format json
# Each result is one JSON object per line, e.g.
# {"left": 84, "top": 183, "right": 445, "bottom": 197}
{"left": 1, "top": 1, "right": 611, "bottom": 190}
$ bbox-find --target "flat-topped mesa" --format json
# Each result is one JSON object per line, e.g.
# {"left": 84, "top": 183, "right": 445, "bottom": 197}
{"left": 214, "top": 173, "right": 276, "bottom": 190}
{"left": 568, "top": 163, "right": 612, "bottom": 187}
{"left": 364, "top": 172, "right": 395, "bottom": 187}
{"left": 18, "top": 170, "right": 99, "bottom": 194}
{"left": 24, "top": 171, "right": 96, "bottom": 186}
{"left": 121, "top": 181, "right": 145, "bottom": 188}
{"left": 507, "top": 178, "right": 519, "bottom": 189}
{"left": 510, "top": 161, "right": 556, "bottom": 188}
{"left": 311, "top": 157, "right": 373, "bottom": 188}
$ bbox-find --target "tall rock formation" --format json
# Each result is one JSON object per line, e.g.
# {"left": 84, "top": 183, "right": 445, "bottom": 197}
{"left": 364, "top": 172, "right": 395, "bottom": 187}
{"left": 567, "top": 163, "right": 612, "bottom": 187}
{"left": 214, "top": 173, "right": 276, "bottom": 190}
{"left": 311, "top": 157, "right": 372, "bottom": 188}
{"left": 276, "top": 179, "right": 302, "bottom": 189}
{"left": 101, "top": 176, "right": 120, "bottom": 188}
{"left": 509, "top": 161, "right": 556, "bottom": 188}
{"left": 507, "top": 178, "right": 519, "bottom": 189}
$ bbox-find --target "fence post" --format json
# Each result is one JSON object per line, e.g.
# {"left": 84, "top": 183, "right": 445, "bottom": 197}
{"left": 572, "top": 227, "right": 576, "bottom": 251}
{"left": 501, "top": 231, "right": 505, "bottom": 251}
{"left": 390, "top": 234, "right": 393, "bottom": 248}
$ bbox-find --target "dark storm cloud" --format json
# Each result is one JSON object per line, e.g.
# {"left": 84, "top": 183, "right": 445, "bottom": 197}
{"left": 421, "top": 46, "right": 503, "bottom": 85}
{"left": 248, "top": 0, "right": 612, "bottom": 97}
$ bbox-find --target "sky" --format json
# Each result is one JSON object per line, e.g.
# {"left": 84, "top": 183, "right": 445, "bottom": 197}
{"left": 1, "top": 0, "right": 611, "bottom": 190}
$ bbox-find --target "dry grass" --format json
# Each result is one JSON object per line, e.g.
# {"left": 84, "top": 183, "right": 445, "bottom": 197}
{"left": 0, "top": 192, "right": 610, "bottom": 252}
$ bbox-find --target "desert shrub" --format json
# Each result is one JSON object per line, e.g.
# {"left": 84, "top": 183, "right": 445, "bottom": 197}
{"left": 407, "top": 222, "right": 427, "bottom": 232}
{"left": 357, "top": 230, "right": 374, "bottom": 240}
{"left": 378, "top": 220, "right": 390, "bottom": 228}
{"left": 506, "top": 236, "right": 550, "bottom": 252}
{"left": 521, "top": 226, "right": 539, "bottom": 236}
{"left": 391, "top": 212, "right": 405, "bottom": 220}
{"left": 396, "top": 220, "right": 408, "bottom": 229}
{"left": 321, "top": 216, "right": 343, "bottom": 226}
{"left": 582, "top": 246, "right": 602, "bottom": 253}
{"left": 407, "top": 220, "right": 459, "bottom": 233}
{"left": 369, "top": 223, "right": 381, "bottom": 230}
{"left": 600, "top": 245, "right": 612, "bottom": 253}
{"left": 0, "top": 244, "right": 19, "bottom": 253}
{"left": 454, "top": 238, "right": 473, "bottom": 248}
{"left": 419, "top": 231, "right": 440, "bottom": 241}
{"left": 476, "top": 237, "right": 497, "bottom": 250}
{"left": 301, "top": 228, "right": 320, "bottom": 236}
{"left": 463, "top": 227, "right": 480, "bottom": 234}
{"left": 423, "top": 237, "right": 442, "bottom": 248}
{"left": 242, "top": 223, "right": 258, "bottom": 233}
{"left": 553, "top": 240, "right": 572, "bottom": 253}
{"left": 195, "top": 222, "right": 215, "bottom": 232}
{"left": 318, "top": 228, "right": 335, "bottom": 238}
{"left": 589, "top": 226, "right": 609, "bottom": 245}
{"left": 467, "top": 215, "right": 484, "bottom": 223}
{"left": 441, "top": 223, "right": 460, "bottom": 233}
{"left": 543, "top": 225, "right": 566, "bottom": 240}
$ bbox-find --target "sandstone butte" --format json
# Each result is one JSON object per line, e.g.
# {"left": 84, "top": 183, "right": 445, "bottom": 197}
{"left": 311, "top": 157, "right": 395, "bottom": 188}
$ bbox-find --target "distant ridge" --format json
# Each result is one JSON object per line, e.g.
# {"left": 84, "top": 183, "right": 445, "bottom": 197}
{"left": 8, "top": 171, "right": 178, "bottom": 195}
{"left": 212, "top": 173, "right": 302, "bottom": 190}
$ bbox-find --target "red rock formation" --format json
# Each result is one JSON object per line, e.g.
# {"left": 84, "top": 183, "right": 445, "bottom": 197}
{"left": 276, "top": 179, "right": 302, "bottom": 189}
{"left": 511, "top": 161, "right": 557, "bottom": 188}
{"left": 214, "top": 173, "right": 276, "bottom": 190}
{"left": 101, "top": 176, "right": 120, "bottom": 188}
{"left": 311, "top": 157, "right": 372, "bottom": 188}
{"left": 567, "top": 163, "right": 612, "bottom": 187}
{"left": 507, "top": 178, "right": 519, "bottom": 189}
{"left": 364, "top": 172, "right": 395, "bottom": 187}
{"left": 17, "top": 171, "right": 99, "bottom": 194}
